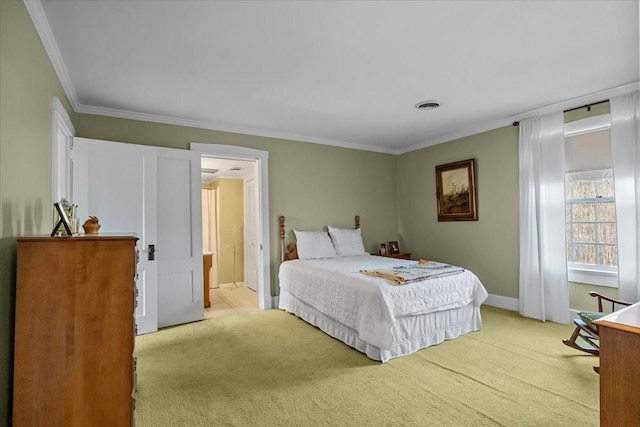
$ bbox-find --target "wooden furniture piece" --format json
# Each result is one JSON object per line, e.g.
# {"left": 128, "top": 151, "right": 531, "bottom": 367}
{"left": 377, "top": 252, "right": 412, "bottom": 260}
{"left": 562, "top": 291, "right": 631, "bottom": 356}
{"left": 203, "top": 253, "right": 213, "bottom": 308}
{"left": 593, "top": 302, "right": 640, "bottom": 427}
{"left": 14, "top": 235, "right": 138, "bottom": 426}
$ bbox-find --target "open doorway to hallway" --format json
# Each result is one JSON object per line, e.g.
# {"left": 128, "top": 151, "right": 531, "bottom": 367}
{"left": 201, "top": 157, "right": 259, "bottom": 318}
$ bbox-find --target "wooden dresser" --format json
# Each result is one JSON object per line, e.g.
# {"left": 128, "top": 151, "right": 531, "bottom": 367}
{"left": 14, "top": 235, "right": 138, "bottom": 426}
{"left": 593, "top": 302, "right": 640, "bottom": 427}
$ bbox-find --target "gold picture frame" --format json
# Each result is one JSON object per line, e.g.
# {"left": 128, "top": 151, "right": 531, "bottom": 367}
{"left": 435, "top": 158, "right": 478, "bottom": 221}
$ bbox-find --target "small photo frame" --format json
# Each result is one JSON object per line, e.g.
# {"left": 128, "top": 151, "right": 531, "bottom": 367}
{"left": 51, "top": 201, "right": 72, "bottom": 236}
{"left": 388, "top": 241, "right": 400, "bottom": 254}
{"left": 379, "top": 243, "right": 387, "bottom": 256}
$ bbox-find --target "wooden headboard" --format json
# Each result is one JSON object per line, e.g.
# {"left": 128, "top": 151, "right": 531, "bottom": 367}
{"left": 279, "top": 215, "right": 360, "bottom": 262}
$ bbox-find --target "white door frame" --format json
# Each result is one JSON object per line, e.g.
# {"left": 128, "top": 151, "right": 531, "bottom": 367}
{"left": 244, "top": 177, "right": 258, "bottom": 291}
{"left": 51, "top": 97, "right": 75, "bottom": 202}
{"left": 191, "top": 143, "right": 272, "bottom": 309}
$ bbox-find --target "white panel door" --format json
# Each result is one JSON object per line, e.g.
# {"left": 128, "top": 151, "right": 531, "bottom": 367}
{"left": 156, "top": 147, "right": 203, "bottom": 327}
{"left": 72, "top": 138, "right": 203, "bottom": 332}
{"left": 245, "top": 179, "right": 258, "bottom": 291}
{"left": 72, "top": 138, "right": 158, "bottom": 335}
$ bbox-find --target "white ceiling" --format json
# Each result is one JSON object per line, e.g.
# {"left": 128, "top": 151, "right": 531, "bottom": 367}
{"left": 201, "top": 157, "right": 255, "bottom": 183}
{"left": 30, "top": 0, "right": 639, "bottom": 154}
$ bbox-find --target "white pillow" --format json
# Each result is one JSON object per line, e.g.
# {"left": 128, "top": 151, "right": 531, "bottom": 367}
{"left": 327, "top": 226, "right": 366, "bottom": 256}
{"left": 293, "top": 230, "right": 337, "bottom": 260}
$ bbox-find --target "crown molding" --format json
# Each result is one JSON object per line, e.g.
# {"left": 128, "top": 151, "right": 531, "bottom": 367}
{"left": 510, "top": 81, "right": 639, "bottom": 122}
{"left": 74, "top": 104, "right": 397, "bottom": 155}
{"left": 397, "top": 81, "right": 640, "bottom": 155}
{"left": 25, "top": 0, "right": 639, "bottom": 157}
{"left": 24, "top": 0, "right": 80, "bottom": 110}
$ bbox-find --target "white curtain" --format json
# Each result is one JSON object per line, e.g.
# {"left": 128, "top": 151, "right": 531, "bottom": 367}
{"left": 202, "top": 189, "right": 216, "bottom": 253}
{"left": 518, "top": 112, "right": 570, "bottom": 323}
{"left": 610, "top": 90, "right": 640, "bottom": 303}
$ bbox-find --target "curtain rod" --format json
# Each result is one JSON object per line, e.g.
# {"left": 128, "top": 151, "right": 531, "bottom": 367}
{"left": 511, "top": 99, "right": 609, "bottom": 127}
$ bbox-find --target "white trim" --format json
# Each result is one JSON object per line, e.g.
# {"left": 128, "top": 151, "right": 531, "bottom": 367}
{"left": 51, "top": 97, "right": 75, "bottom": 202}
{"left": 513, "top": 83, "right": 638, "bottom": 123}
{"left": 568, "top": 266, "right": 619, "bottom": 288}
{"left": 564, "top": 114, "right": 611, "bottom": 137}
{"left": 76, "top": 83, "right": 639, "bottom": 157}
{"left": 209, "top": 175, "right": 244, "bottom": 182}
{"left": 191, "top": 143, "right": 272, "bottom": 310}
{"left": 398, "top": 82, "right": 639, "bottom": 154}
{"left": 483, "top": 294, "right": 519, "bottom": 311}
{"left": 24, "top": 3, "right": 639, "bottom": 156}
{"left": 484, "top": 294, "right": 576, "bottom": 324}
{"left": 76, "top": 104, "right": 397, "bottom": 154}
{"left": 24, "top": 1, "right": 80, "bottom": 110}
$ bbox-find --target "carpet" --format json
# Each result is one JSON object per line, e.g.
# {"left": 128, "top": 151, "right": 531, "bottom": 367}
{"left": 134, "top": 306, "right": 599, "bottom": 426}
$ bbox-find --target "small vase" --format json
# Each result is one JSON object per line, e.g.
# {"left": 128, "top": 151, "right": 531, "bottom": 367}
{"left": 82, "top": 223, "right": 101, "bottom": 234}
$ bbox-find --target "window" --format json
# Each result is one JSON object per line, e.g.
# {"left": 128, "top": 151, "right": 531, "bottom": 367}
{"left": 564, "top": 115, "right": 618, "bottom": 287}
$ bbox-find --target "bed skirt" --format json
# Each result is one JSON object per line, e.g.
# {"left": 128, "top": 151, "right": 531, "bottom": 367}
{"left": 279, "top": 290, "right": 482, "bottom": 362}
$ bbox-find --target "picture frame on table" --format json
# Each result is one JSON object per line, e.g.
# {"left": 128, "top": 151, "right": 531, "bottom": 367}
{"left": 435, "top": 158, "right": 478, "bottom": 221}
{"left": 379, "top": 243, "right": 387, "bottom": 256}
{"left": 51, "top": 201, "right": 73, "bottom": 236}
{"left": 388, "top": 241, "right": 400, "bottom": 254}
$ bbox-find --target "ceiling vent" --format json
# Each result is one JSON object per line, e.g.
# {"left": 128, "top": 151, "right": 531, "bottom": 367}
{"left": 415, "top": 100, "right": 441, "bottom": 110}
{"left": 229, "top": 167, "right": 243, "bottom": 171}
{"left": 202, "top": 168, "right": 219, "bottom": 174}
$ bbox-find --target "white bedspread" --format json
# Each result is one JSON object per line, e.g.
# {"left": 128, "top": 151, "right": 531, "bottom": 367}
{"left": 278, "top": 255, "right": 488, "bottom": 350}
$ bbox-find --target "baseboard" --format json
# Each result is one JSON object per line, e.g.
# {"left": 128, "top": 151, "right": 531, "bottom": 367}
{"left": 484, "top": 294, "right": 519, "bottom": 311}
{"left": 484, "top": 295, "right": 580, "bottom": 321}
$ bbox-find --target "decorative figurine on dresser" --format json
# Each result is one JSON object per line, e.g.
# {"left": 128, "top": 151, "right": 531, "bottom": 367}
{"left": 13, "top": 234, "right": 138, "bottom": 426}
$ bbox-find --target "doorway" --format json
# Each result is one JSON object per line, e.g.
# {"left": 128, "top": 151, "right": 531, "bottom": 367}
{"left": 200, "top": 156, "right": 260, "bottom": 318}
{"left": 191, "top": 143, "right": 272, "bottom": 311}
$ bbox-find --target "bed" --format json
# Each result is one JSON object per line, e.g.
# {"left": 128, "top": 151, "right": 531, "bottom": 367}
{"left": 277, "top": 216, "right": 489, "bottom": 362}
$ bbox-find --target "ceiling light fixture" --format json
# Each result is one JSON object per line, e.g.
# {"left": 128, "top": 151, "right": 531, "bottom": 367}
{"left": 415, "top": 100, "right": 441, "bottom": 110}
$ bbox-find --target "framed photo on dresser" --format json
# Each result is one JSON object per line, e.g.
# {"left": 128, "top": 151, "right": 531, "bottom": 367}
{"left": 379, "top": 243, "right": 387, "bottom": 255}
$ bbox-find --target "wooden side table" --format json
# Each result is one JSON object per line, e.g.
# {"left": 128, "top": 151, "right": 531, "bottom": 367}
{"left": 377, "top": 252, "right": 412, "bottom": 260}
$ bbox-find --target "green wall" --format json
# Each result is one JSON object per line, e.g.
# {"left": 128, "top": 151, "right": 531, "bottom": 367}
{"left": 74, "top": 113, "right": 400, "bottom": 293}
{"left": 0, "top": 1, "right": 76, "bottom": 423}
{"left": 396, "top": 126, "right": 520, "bottom": 298}
{"left": 0, "top": 1, "right": 620, "bottom": 423}
{"left": 1, "top": 3, "right": 399, "bottom": 419}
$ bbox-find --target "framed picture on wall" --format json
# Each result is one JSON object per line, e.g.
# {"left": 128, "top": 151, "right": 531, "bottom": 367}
{"left": 435, "top": 158, "right": 478, "bottom": 221}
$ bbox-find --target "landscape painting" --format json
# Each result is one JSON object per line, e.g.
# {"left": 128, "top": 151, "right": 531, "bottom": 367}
{"left": 435, "top": 159, "right": 478, "bottom": 221}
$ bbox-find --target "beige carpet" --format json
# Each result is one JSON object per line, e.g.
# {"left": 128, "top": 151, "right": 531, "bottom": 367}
{"left": 134, "top": 306, "right": 599, "bottom": 426}
{"left": 205, "top": 284, "right": 259, "bottom": 319}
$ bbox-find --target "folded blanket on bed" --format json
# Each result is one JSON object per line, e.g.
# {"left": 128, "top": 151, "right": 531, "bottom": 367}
{"left": 360, "top": 260, "right": 465, "bottom": 285}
